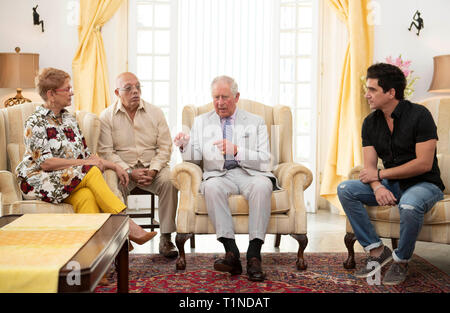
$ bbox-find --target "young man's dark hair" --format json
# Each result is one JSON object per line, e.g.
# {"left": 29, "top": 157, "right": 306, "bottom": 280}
{"left": 366, "top": 63, "right": 407, "bottom": 100}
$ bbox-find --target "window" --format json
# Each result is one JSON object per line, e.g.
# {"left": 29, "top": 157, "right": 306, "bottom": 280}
{"left": 129, "top": 0, "right": 318, "bottom": 212}
{"left": 128, "top": 0, "right": 176, "bottom": 127}
{"left": 279, "top": 0, "right": 318, "bottom": 212}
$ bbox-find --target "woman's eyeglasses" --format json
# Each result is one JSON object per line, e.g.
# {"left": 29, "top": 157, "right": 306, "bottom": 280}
{"left": 118, "top": 84, "right": 142, "bottom": 93}
{"left": 54, "top": 87, "right": 73, "bottom": 93}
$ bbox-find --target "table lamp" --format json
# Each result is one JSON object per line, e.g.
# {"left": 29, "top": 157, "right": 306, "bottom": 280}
{"left": 0, "top": 47, "right": 39, "bottom": 107}
{"left": 428, "top": 54, "right": 450, "bottom": 93}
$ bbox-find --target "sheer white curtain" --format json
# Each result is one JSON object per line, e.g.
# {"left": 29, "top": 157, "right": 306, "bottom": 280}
{"left": 177, "top": 0, "right": 276, "bottom": 110}
{"left": 317, "top": 1, "right": 348, "bottom": 214}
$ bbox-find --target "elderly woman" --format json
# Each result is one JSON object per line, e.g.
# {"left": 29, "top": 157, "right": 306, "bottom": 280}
{"left": 16, "top": 67, "right": 155, "bottom": 246}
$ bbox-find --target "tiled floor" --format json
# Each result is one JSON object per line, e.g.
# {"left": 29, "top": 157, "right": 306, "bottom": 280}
{"left": 130, "top": 209, "right": 450, "bottom": 274}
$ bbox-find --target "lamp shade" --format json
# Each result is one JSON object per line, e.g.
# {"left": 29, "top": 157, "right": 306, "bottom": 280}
{"left": 428, "top": 54, "right": 450, "bottom": 93}
{"left": 0, "top": 52, "right": 39, "bottom": 88}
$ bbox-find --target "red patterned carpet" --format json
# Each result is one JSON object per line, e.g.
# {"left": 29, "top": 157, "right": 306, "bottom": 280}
{"left": 95, "top": 253, "right": 449, "bottom": 293}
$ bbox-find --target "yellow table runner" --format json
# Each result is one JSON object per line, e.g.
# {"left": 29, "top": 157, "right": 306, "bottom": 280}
{"left": 0, "top": 213, "right": 110, "bottom": 293}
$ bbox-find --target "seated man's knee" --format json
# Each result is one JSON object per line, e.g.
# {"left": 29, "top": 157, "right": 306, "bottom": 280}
{"left": 203, "top": 178, "right": 227, "bottom": 197}
{"left": 337, "top": 180, "right": 359, "bottom": 199}
{"left": 398, "top": 201, "right": 424, "bottom": 216}
{"left": 250, "top": 177, "right": 273, "bottom": 194}
{"left": 158, "top": 168, "right": 176, "bottom": 188}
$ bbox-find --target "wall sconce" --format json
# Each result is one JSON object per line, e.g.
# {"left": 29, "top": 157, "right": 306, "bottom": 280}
{"left": 0, "top": 47, "right": 39, "bottom": 107}
{"left": 428, "top": 55, "right": 450, "bottom": 93}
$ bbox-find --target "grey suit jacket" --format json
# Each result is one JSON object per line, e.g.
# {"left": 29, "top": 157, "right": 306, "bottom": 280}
{"left": 182, "top": 108, "right": 278, "bottom": 186}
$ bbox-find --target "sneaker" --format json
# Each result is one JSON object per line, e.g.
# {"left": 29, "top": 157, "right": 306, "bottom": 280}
{"left": 382, "top": 262, "right": 408, "bottom": 285}
{"left": 354, "top": 245, "right": 392, "bottom": 278}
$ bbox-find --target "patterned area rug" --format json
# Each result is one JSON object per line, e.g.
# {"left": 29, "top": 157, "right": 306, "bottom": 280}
{"left": 95, "top": 253, "right": 449, "bottom": 293}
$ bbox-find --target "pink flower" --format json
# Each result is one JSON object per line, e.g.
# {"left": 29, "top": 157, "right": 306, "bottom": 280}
{"left": 395, "top": 56, "right": 403, "bottom": 66}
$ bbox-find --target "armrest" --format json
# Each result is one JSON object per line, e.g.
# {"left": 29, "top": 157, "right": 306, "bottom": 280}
{"left": 0, "top": 170, "right": 22, "bottom": 215}
{"left": 273, "top": 162, "right": 312, "bottom": 233}
{"left": 273, "top": 162, "right": 313, "bottom": 191}
{"left": 103, "top": 169, "right": 125, "bottom": 203}
{"left": 171, "top": 162, "right": 203, "bottom": 197}
{"left": 348, "top": 165, "right": 363, "bottom": 180}
{"left": 171, "top": 162, "right": 202, "bottom": 228}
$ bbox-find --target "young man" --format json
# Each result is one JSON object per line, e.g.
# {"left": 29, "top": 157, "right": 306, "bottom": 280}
{"left": 337, "top": 63, "right": 444, "bottom": 285}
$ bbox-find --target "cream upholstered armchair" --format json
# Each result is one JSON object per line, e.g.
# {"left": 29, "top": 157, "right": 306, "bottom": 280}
{"left": 171, "top": 99, "right": 313, "bottom": 271}
{"left": 0, "top": 102, "right": 121, "bottom": 215}
{"left": 343, "top": 97, "right": 450, "bottom": 268}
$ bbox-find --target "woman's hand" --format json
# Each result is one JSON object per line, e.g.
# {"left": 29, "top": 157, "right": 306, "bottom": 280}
{"left": 84, "top": 155, "right": 105, "bottom": 172}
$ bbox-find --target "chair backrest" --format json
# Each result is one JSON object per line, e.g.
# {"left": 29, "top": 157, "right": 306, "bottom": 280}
{"left": 0, "top": 102, "right": 100, "bottom": 174}
{"left": 421, "top": 96, "right": 450, "bottom": 194}
{"left": 181, "top": 99, "right": 293, "bottom": 165}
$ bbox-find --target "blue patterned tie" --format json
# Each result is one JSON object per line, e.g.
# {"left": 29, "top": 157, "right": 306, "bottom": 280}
{"left": 223, "top": 117, "right": 239, "bottom": 170}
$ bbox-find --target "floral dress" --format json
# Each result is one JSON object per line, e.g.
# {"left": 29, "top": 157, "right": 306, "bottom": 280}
{"left": 16, "top": 106, "right": 93, "bottom": 204}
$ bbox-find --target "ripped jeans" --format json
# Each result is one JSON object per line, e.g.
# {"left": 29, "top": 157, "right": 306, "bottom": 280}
{"left": 337, "top": 179, "right": 443, "bottom": 262}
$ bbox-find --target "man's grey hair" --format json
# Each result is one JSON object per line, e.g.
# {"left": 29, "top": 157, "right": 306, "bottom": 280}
{"left": 211, "top": 75, "right": 239, "bottom": 96}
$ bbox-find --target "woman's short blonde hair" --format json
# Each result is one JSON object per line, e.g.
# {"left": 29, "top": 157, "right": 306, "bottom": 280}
{"left": 36, "top": 68, "right": 70, "bottom": 101}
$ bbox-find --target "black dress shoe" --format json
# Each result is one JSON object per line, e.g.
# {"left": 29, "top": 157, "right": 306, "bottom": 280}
{"left": 214, "top": 252, "right": 242, "bottom": 275}
{"left": 246, "top": 257, "right": 266, "bottom": 282}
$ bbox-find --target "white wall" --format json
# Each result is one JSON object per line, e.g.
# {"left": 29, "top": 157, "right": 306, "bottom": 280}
{"left": 373, "top": 0, "right": 450, "bottom": 102}
{"left": 0, "top": 0, "right": 125, "bottom": 107}
{"left": 0, "top": 0, "right": 79, "bottom": 105}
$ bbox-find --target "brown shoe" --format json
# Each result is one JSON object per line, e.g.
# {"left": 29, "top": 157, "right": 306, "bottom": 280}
{"left": 129, "top": 230, "right": 157, "bottom": 245}
{"left": 246, "top": 257, "right": 266, "bottom": 282}
{"left": 159, "top": 239, "right": 178, "bottom": 258}
{"left": 129, "top": 219, "right": 157, "bottom": 245}
{"left": 214, "top": 252, "right": 242, "bottom": 275}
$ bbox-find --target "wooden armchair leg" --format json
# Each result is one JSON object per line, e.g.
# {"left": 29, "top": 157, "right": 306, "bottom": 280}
{"left": 190, "top": 234, "right": 196, "bottom": 249}
{"left": 175, "top": 233, "right": 192, "bottom": 270}
{"left": 274, "top": 234, "right": 281, "bottom": 248}
{"left": 343, "top": 232, "right": 357, "bottom": 269}
{"left": 291, "top": 234, "right": 308, "bottom": 270}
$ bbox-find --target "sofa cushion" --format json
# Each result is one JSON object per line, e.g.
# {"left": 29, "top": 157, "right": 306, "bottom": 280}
{"left": 194, "top": 189, "right": 290, "bottom": 215}
{"left": 9, "top": 201, "right": 74, "bottom": 215}
{"left": 366, "top": 195, "right": 450, "bottom": 225}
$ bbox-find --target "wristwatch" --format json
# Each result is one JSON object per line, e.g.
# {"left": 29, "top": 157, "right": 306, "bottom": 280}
{"left": 126, "top": 168, "right": 132, "bottom": 177}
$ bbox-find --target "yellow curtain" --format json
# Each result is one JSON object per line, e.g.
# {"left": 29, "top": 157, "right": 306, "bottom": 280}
{"left": 320, "top": 0, "right": 374, "bottom": 214}
{"left": 72, "top": 0, "right": 124, "bottom": 116}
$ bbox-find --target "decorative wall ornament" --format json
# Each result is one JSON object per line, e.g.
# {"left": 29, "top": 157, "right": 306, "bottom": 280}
{"left": 33, "top": 5, "right": 45, "bottom": 32}
{"left": 408, "top": 10, "right": 424, "bottom": 36}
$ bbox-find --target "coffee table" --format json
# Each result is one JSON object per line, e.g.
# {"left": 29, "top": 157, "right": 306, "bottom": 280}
{"left": 0, "top": 214, "right": 129, "bottom": 293}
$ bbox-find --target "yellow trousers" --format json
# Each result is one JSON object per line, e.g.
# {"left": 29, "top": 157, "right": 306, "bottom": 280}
{"left": 64, "top": 166, "right": 126, "bottom": 214}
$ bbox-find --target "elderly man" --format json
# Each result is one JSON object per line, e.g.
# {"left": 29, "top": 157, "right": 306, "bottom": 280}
{"left": 98, "top": 72, "right": 178, "bottom": 258}
{"left": 174, "top": 76, "right": 276, "bottom": 282}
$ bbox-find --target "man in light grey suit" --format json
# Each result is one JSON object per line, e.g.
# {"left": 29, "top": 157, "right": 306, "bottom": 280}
{"left": 174, "top": 76, "right": 276, "bottom": 282}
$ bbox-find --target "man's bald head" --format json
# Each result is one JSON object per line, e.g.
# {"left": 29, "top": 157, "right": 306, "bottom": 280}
{"left": 116, "top": 72, "right": 139, "bottom": 89}
{"left": 115, "top": 72, "right": 141, "bottom": 111}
